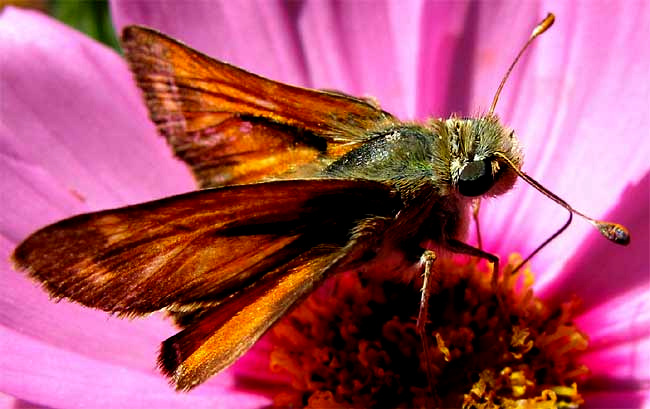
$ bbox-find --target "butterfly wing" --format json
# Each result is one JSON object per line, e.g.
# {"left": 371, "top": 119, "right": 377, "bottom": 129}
{"left": 121, "top": 26, "right": 396, "bottom": 187}
{"left": 12, "top": 179, "right": 398, "bottom": 316}
{"left": 159, "top": 245, "right": 344, "bottom": 390}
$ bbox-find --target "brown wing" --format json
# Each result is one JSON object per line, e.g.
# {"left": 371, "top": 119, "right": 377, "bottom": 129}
{"left": 159, "top": 246, "right": 342, "bottom": 390}
{"left": 12, "top": 179, "right": 398, "bottom": 316}
{"left": 121, "top": 26, "right": 396, "bottom": 187}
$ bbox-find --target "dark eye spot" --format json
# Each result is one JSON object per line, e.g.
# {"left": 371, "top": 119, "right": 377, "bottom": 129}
{"left": 458, "top": 159, "right": 494, "bottom": 197}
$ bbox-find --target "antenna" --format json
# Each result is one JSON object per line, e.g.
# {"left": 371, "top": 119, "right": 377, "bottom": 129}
{"left": 494, "top": 152, "right": 631, "bottom": 274}
{"left": 489, "top": 13, "right": 555, "bottom": 115}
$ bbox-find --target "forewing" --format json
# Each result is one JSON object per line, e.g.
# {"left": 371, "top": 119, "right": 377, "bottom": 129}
{"left": 121, "top": 26, "right": 396, "bottom": 187}
{"left": 12, "top": 179, "right": 398, "bottom": 316}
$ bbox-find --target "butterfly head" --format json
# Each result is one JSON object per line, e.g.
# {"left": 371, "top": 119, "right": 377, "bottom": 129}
{"left": 446, "top": 115, "right": 523, "bottom": 198}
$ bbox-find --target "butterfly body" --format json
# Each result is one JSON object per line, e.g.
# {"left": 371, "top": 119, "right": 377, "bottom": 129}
{"left": 325, "top": 116, "right": 520, "bottom": 248}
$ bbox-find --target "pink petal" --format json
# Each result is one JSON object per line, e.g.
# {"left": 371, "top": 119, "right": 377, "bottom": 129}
{"left": 0, "top": 8, "right": 267, "bottom": 406}
{"left": 111, "top": 1, "right": 459, "bottom": 120}
{"left": 415, "top": 3, "right": 541, "bottom": 120}
{"left": 0, "top": 6, "right": 193, "bottom": 365}
{"left": 3, "top": 2, "right": 648, "bottom": 405}
{"left": 0, "top": 392, "right": 50, "bottom": 409}
{"left": 0, "top": 6, "right": 194, "bottom": 216}
{"left": 291, "top": 0, "right": 411, "bottom": 117}
{"left": 576, "top": 285, "right": 650, "bottom": 407}
{"left": 1, "top": 235, "right": 173, "bottom": 370}
{"left": 583, "top": 390, "right": 650, "bottom": 409}
{"left": 1, "top": 151, "right": 177, "bottom": 374}
{"left": 0, "top": 326, "right": 271, "bottom": 409}
{"left": 111, "top": 0, "right": 308, "bottom": 87}
{"left": 543, "top": 172, "right": 649, "bottom": 308}
{"left": 577, "top": 287, "right": 649, "bottom": 379}
{"left": 476, "top": 3, "right": 649, "bottom": 276}
{"left": 581, "top": 338, "right": 650, "bottom": 407}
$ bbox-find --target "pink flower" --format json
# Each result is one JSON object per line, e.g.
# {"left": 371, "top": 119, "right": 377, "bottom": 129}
{"left": 1, "top": 1, "right": 647, "bottom": 407}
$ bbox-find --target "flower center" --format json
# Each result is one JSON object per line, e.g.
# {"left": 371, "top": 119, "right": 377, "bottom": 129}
{"left": 269, "top": 255, "right": 588, "bottom": 408}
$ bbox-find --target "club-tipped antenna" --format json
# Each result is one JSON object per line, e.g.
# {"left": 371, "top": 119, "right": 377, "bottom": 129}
{"left": 493, "top": 152, "right": 630, "bottom": 274}
{"left": 489, "top": 13, "right": 555, "bottom": 115}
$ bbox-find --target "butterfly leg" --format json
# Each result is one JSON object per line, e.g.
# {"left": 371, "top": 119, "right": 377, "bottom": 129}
{"left": 472, "top": 198, "right": 483, "bottom": 250}
{"left": 416, "top": 249, "right": 441, "bottom": 406}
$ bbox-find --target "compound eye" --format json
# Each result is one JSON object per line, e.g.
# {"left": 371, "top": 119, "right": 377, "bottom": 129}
{"left": 458, "top": 159, "right": 494, "bottom": 197}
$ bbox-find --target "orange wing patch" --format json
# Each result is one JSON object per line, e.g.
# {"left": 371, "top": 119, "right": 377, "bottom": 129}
{"left": 159, "top": 247, "right": 341, "bottom": 390}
